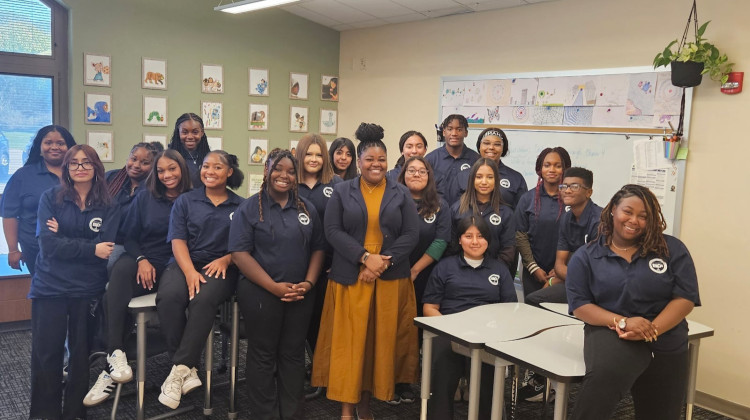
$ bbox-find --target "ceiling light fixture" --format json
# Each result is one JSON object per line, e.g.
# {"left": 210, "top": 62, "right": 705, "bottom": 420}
{"left": 214, "top": 0, "right": 300, "bottom": 14}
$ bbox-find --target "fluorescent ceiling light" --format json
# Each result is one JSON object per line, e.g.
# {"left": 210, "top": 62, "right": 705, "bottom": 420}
{"left": 214, "top": 0, "right": 300, "bottom": 14}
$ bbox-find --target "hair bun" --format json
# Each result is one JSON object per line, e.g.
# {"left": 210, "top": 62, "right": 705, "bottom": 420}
{"left": 355, "top": 122, "right": 384, "bottom": 142}
{"left": 227, "top": 154, "right": 239, "bottom": 166}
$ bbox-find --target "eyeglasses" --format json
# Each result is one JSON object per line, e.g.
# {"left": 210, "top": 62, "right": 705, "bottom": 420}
{"left": 558, "top": 183, "right": 588, "bottom": 192}
{"left": 68, "top": 162, "right": 94, "bottom": 171}
{"left": 406, "top": 168, "right": 428, "bottom": 176}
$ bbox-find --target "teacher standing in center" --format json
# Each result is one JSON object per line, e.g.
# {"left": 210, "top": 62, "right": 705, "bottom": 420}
{"left": 312, "top": 123, "right": 420, "bottom": 420}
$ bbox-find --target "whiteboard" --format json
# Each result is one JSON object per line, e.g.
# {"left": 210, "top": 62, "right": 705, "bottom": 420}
{"left": 442, "top": 67, "right": 692, "bottom": 237}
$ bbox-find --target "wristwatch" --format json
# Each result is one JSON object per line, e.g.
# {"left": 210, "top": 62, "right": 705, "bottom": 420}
{"left": 617, "top": 317, "right": 627, "bottom": 330}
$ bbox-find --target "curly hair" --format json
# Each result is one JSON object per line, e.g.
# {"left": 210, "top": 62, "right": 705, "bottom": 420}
{"left": 257, "top": 148, "right": 308, "bottom": 223}
{"left": 599, "top": 184, "right": 668, "bottom": 258}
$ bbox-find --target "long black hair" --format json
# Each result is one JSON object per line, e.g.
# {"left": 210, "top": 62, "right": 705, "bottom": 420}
{"left": 25, "top": 125, "right": 76, "bottom": 167}
{"left": 57, "top": 145, "right": 111, "bottom": 208}
{"left": 394, "top": 130, "right": 427, "bottom": 168}
{"left": 168, "top": 113, "right": 210, "bottom": 162}
{"left": 204, "top": 150, "right": 244, "bottom": 190}
{"left": 397, "top": 156, "right": 440, "bottom": 219}
{"left": 147, "top": 149, "right": 192, "bottom": 199}
{"left": 328, "top": 137, "right": 357, "bottom": 180}
{"left": 458, "top": 158, "right": 504, "bottom": 216}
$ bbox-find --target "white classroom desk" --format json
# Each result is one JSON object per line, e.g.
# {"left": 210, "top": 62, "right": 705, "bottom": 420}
{"left": 413, "top": 303, "right": 582, "bottom": 420}
{"left": 536, "top": 302, "right": 715, "bottom": 420}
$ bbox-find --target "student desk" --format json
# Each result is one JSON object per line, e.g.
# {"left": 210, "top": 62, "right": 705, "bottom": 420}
{"left": 536, "top": 302, "right": 715, "bottom": 420}
{"left": 414, "top": 303, "right": 582, "bottom": 420}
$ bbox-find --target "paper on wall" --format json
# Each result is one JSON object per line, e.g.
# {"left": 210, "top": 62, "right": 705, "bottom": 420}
{"left": 633, "top": 138, "right": 672, "bottom": 170}
{"left": 247, "top": 174, "right": 264, "bottom": 197}
{"left": 629, "top": 166, "right": 669, "bottom": 206}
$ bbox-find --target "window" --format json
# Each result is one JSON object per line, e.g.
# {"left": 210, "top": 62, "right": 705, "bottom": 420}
{"left": 0, "top": 0, "right": 67, "bottom": 277}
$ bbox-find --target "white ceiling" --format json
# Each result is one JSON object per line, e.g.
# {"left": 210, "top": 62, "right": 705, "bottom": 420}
{"left": 281, "top": 0, "right": 556, "bottom": 31}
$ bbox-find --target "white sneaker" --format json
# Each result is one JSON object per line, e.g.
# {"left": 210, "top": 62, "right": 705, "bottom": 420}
{"left": 83, "top": 370, "right": 115, "bottom": 407}
{"left": 159, "top": 365, "right": 190, "bottom": 409}
{"left": 181, "top": 367, "right": 202, "bottom": 395}
{"left": 107, "top": 349, "right": 133, "bottom": 383}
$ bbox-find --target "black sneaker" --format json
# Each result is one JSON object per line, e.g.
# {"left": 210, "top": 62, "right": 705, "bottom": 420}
{"left": 399, "top": 387, "right": 416, "bottom": 404}
{"left": 518, "top": 375, "right": 546, "bottom": 402}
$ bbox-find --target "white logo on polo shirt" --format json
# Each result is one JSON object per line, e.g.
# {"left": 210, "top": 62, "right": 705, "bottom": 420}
{"left": 565, "top": 206, "right": 571, "bottom": 212}
{"left": 323, "top": 187, "right": 333, "bottom": 198}
{"left": 89, "top": 217, "right": 102, "bottom": 232}
{"left": 649, "top": 258, "right": 668, "bottom": 274}
{"left": 298, "top": 213, "right": 310, "bottom": 225}
{"left": 424, "top": 214, "right": 436, "bottom": 224}
{"left": 460, "top": 163, "right": 471, "bottom": 171}
{"left": 489, "top": 214, "right": 501, "bottom": 225}
{"left": 229, "top": 212, "right": 234, "bottom": 221}
{"left": 488, "top": 274, "right": 500, "bottom": 285}
{"left": 499, "top": 179, "right": 510, "bottom": 189}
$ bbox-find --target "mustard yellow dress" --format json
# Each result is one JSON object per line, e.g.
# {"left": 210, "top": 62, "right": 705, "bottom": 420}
{"left": 312, "top": 179, "right": 419, "bottom": 403}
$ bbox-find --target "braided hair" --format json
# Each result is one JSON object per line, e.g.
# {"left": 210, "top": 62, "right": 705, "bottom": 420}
{"left": 108, "top": 141, "right": 164, "bottom": 197}
{"left": 168, "top": 113, "right": 211, "bottom": 162}
{"left": 257, "top": 148, "right": 309, "bottom": 223}
{"left": 599, "top": 184, "right": 669, "bottom": 258}
{"left": 532, "top": 147, "right": 571, "bottom": 221}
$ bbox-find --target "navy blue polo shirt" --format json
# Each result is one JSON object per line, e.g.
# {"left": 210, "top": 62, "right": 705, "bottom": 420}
{"left": 425, "top": 146, "right": 480, "bottom": 205}
{"left": 167, "top": 186, "right": 242, "bottom": 266}
{"left": 557, "top": 200, "right": 602, "bottom": 252}
{"left": 454, "top": 161, "right": 528, "bottom": 210}
{"left": 567, "top": 235, "right": 701, "bottom": 353}
{"left": 228, "top": 192, "right": 325, "bottom": 283}
{"left": 410, "top": 198, "right": 452, "bottom": 265}
{"left": 297, "top": 175, "right": 342, "bottom": 227}
{"left": 0, "top": 160, "right": 61, "bottom": 255}
{"left": 106, "top": 169, "right": 144, "bottom": 244}
{"left": 423, "top": 254, "right": 517, "bottom": 315}
{"left": 514, "top": 187, "right": 563, "bottom": 272}
{"left": 122, "top": 189, "right": 183, "bottom": 270}
{"left": 30, "top": 186, "right": 120, "bottom": 298}
{"left": 451, "top": 201, "right": 516, "bottom": 262}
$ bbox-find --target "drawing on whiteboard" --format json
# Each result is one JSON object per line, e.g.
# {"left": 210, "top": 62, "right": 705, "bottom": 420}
{"left": 486, "top": 106, "right": 501, "bottom": 123}
{"left": 513, "top": 106, "right": 530, "bottom": 123}
{"left": 563, "top": 106, "right": 594, "bottom": 126}
{"left": 442, "top": 81, "right": 465, "bottom": 107}
{"left": 463, "top": 81, "right": 486, "bottom": 106}
{"left": 626, "top": 73, "right": 656, "bottom": 116}
{"left": 486, "top": 79, "right": 511, "bottom": 106}
{"left": 533, "top": 106, "right": 564, "bottom": 125}
{"left": 654, "top": 72, "right": 682, "bottom": 115}
{"left": 509, "top": 78, "right": 538, "bottom": 106}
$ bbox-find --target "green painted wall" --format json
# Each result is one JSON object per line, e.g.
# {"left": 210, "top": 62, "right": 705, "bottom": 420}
{"left": 65, "top": 0, "right": 339, "bottom": 194}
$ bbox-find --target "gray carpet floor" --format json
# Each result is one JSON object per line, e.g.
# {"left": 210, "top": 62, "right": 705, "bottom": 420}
{"left": 0, "top": 325, "right": 732, "bottom": 420}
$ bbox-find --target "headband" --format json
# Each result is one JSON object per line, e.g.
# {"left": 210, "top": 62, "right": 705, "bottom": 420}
{"left": 481, "top": 129, "right": 504, "bottom": 140}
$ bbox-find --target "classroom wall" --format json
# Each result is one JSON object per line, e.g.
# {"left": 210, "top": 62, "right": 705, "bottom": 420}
{"left": 64, "top": 0, "right": 339, "bottom": 192}
{"left": 338, "top": 0, "right": 750, "bottom": 410}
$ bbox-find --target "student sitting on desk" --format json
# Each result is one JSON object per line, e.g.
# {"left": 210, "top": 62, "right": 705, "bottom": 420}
{"left": 422, "top": 216, "right": 517, "bottom": 420}
{"left": 425, "top": 114, "right": 480, "bottom": 205}
{"left": 566, "top": 184, "right": 700, "bottom": 420}
{"left": 525, "top": 167, "right": 602, "bottom": 307}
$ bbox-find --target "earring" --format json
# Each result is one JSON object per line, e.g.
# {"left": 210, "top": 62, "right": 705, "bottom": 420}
{"left": 610, "top": 212, "right": 613, "bottom": 216}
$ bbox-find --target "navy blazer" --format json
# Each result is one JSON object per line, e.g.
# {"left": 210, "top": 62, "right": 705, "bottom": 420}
{"left": 325, "top": 176, "right": 419, "bottom": 285}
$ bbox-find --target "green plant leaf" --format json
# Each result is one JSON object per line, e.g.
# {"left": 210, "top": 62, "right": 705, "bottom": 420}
{"left": 697, "top": 21, "right": 710, "bottom": 37}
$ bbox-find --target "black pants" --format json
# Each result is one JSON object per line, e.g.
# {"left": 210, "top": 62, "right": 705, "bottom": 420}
{"left": 238, "top": 279, "right": 315, "bottom": 420}
{"left": 305, "top": 268, "right": 328, "bottom": 351}
{"left": 521, "top": 267, "right": 545, "bottom": 298}
{"left": 427, "top": 336, "right": 495, "bottom": 420}
{"left": 524, "top": 282, "right": 567, "bottom": 308}
{"left": 156, "top": 262, "right": 237, "bottom": 367}
{"left": 30, "top": 297, "right": 93, "bottom": 420}
{"left": 106, "top": 254, "right": 164, "bottom": 353}
{"left": 571, "top": 325, "right": 689, "bottom": 420}
{"left": 20, "top": 241, "right": 39, "bottom": 277}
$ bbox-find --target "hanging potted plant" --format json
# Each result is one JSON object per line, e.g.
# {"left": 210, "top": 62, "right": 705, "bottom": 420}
{"left": 653, "top": 2, "right": 733, "bottom": 88}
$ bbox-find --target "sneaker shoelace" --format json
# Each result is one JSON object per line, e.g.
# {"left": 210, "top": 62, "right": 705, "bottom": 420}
{"left": 110, "top": 353, "right": 129, "bottom": 372}
{"left": 91, "top": 374, "right": 113, "bottom": 394}
{"left": 164, "top": 372, "right": 183, "bottom": 394}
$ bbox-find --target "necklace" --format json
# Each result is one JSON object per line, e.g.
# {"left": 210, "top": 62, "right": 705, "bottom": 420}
{"left": 361, "top": 178, "right": 385, "bottom": 194}
{"left": 610, "top": 239, "right": 633, "bottom": 251}
{"left": 186, "top": 150, "right": 199, "bottom": 166}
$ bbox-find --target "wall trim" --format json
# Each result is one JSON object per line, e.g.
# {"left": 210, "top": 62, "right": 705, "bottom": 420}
{"left": 696, "top": 391, "right": 750, "bottom": 420}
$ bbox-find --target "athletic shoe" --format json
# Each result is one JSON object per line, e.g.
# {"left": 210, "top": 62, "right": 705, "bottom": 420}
{"left": 386, "top": 394, "right": 402, "bottom": 406}
{"left": 83, "top": 370, "right": 115, "bottom": 407}
{"left": 522, "top": 369, "right": 535, "bottom": 386}
{"left": 107, "top": 349, "right": 133, "bottom": 383}
{"left": 159, "top": 365, "right": 189, "bottom": 409}
{"left": 518, "top": 374, "right": 552, "bottom": 402}
{"left": 399, "top": 387, "right": 417, "bottom": 404}
{"left": 181, "top": 367, "right": 202, "bottom": 395}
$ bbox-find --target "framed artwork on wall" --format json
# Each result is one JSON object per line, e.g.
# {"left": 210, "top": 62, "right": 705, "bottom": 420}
{"left": 289, "top": 106, "right": 308, "bottom": 132}
{"left": 84, "top": 53, "right": 111, "bottom": 87}
{"left": 289, "top": 140, "right": 299, "bottom": 156}
{"left": 249, "top": 68, "right": 269, "bottom": 96}
{"left": 201, "top": 101, "right": 223, "bottom": 130}
{"left": 289, "top": 72, "right": 308, "bottom": 100}
{"left": 143, "top": 133, "right": 168, "bottom": 149}
{"left": 201, "top": 64, "right": 224, "bottom": 93}
{"left": 143, "top": 96, "right": 168, "bottom": 127}
{"left": 249, "top": 103, "right": 269, "bottom": 131}
{"left": 84, "top": 93, "right": 112, "bottom": 125}
{"left": 321, "top": 75, "right": 338, "bottom": 101}
{"left": 207, "top": 136, "right": 223, "bottom": 150}
{"left": 87, "top": 131, "right": 114, "bottom": 162}
{"left": 142, "top": 58, "right": 167, "bottom": 90}
{"left": 249, "top": 138, "right": 268, "bottom": 165}
{"left": 320, "top": 109, "right": 337, "bottom": 134}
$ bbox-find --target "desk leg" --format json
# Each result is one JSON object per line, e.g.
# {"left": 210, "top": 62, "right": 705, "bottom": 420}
{"left": 228, "top": 301, "right": 239, "bottom": 419}
{"left": 203, "top": 331, "right": 213, "bottom": 415}
{"left": 554, "top": 382, "right": 569, "bottom": 420}
{"left": 136, "top": 312, "right": 146, "bottom": 420}
{"left": 685, "top": 338, "right": 700, "bottom": 420}
{"left": 420, "top": 331, "right": 435, "bottom": 420}
{"left": 467, "top": 348, "right": 482, "bottom": 420}
{"left": 491, "top": 360, "right": 505, "bottom": 420}
{"left": 510, "top": 366, "right": 519, "bottom": 420}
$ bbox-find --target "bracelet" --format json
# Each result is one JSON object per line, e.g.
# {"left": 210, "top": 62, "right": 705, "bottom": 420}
{"left": 362, "top": 252, "right": 370, "bottom": 264}
{"left": 9, "top": 250, "right": 21, "bottom": 254}
{"left": 548, "top": 278, "right": 553, "bottom": 286}
{"left": 303, "top": 280, "right": 315, "bottom": 289}
{"left": 136, "top": 255, "right": 147, "bottom": 263}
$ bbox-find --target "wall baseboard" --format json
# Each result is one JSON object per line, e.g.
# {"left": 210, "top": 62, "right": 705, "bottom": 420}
{"left": 696, "top": 391, "right": 750, "bottom": 420}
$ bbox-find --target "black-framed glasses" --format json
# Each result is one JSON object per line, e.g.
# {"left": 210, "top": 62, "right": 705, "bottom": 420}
{"left": 406, "top": 168, "right": 428, "bottom": 176}
{"left": 559, "top": 183, "right": 588, "bottom": 192}
{"left": 68, "top": 162, "right": 94, "bottom": 171}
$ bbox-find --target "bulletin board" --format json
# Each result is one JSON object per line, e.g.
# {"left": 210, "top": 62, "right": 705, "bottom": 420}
{"left": 439, "top": 66, "right": 693, "bottom": 236}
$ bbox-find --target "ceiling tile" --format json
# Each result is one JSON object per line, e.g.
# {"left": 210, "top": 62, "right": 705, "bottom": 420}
{"left": 347, "top": 19, "right": 391, "bottom": 29}
{"left": 341, "top": 0, "right": 419, "bottom": 18}
{"left": 390, "top": 0, "right": 464, "bottom": 13}
{"left": 297, "top": 0, "right": 377, "bottom": 23}
{"left": 282, "top": 4, "right": 343, "bottom": 26}
{"left": 331, "top": 23, "right": 357, "bottom": 31}
{"left": 382, "top": 13, "right": 430, "bottom": 24}
{"left": 458, "top": 0, "right": 525, "bottom": 12}
{"left": 420, "top": 5, "right": 472, "bottom": 18}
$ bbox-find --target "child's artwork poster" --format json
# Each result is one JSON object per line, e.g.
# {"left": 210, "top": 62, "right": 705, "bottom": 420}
{"left": 84, "top": 53, "right": 111, "bottom": 87}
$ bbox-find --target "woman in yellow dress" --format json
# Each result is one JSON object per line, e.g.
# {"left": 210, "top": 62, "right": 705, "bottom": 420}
{"left": 312, "top": 123, "right": 420, "bottom": 419}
